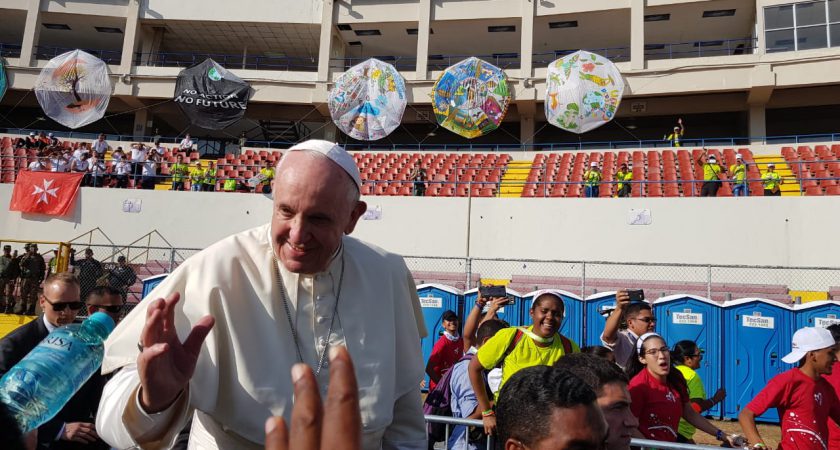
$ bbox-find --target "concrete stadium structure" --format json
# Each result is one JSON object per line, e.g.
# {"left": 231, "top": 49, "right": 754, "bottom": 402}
{"left": 1, "top": 0, "right": 840, "bottom": 146}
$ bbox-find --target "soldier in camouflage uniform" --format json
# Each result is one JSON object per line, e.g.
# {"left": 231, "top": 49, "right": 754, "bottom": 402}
{"left": 0, "top": 245, "right": 15, "bottom": 312}
{"left": 18, "top": 243, "right": 46, "bottom": 315}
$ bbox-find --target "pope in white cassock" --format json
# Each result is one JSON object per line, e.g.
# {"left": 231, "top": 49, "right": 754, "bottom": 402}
{"left": 96, "top": 140, "right": 428, "bottom": 449}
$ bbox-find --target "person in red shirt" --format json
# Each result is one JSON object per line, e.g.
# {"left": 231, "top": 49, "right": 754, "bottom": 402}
{"left": 425, "top": 310, "right": 463, "bottom": 390}
{"left": 740, "top": 326, "right": 840, "bottom": 450}
{"left": 628, "top": 332, "right": 739, "bottom": 445}
{"left": 823, "top": 324, "right": 840, "bottom": 449}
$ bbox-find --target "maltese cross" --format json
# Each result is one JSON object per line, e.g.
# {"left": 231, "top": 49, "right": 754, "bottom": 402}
{"left": 32, "top": 178, "right": 59, "bottom": 204}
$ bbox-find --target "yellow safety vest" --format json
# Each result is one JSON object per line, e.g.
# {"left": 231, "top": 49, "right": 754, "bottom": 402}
{"left": 223, "top": 179, "right": 237, "bottom": 191}
{"left": 762, "top": 172, "right": 782, "bottom": 190}
{"left": 584, "top": 170, "right": 602, "bottom": 187}
{"left": 616, "top": 171, "right": 632, "bottom": 190}
{"left": 171, "top": 163, "right": 188, "bottom": 182}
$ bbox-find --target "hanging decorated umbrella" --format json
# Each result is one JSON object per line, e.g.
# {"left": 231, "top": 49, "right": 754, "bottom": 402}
{"left": 328, "top": 58, "right": 406, "bottom": 141}
{"left": 34, "top": 50, "right": 112, "bottom": 129}
{"left": 174, "top": 59, "right": 251, "bottom": 130}
{"left": 0, "top": 57, "right": 7, "bottom": 102}
{"left": 432, "top": 57, "right": 510, "bottom": 139}
{"left": 545, "top": 50, "right": 625, "bottom": 134}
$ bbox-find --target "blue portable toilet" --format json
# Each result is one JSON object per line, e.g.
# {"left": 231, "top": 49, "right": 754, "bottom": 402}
{"left": 463, "top": 287, "right": 525, "bottom": 327}
{"left": 722, "top": 298, "right": 793, "bottom": 422}
{"left": 417, "top": 283, "right": 462, "bottom": 390}
{"left": 141, "top": 274, "right": 168, "bottom": 299}
{"left": 584, "top": 291, "right": 618, "bottom": 347}
{"left": 653, "top": 294, "right": 723, "bottom": 418}
{"left": 794, "top": 301, "right": 840, "bottom": 330}
{"left": 523, "top": 289, "right": 584, "bottom": 346}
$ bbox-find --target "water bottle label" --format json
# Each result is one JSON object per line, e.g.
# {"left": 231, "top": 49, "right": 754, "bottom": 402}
{"left": 42, "top": 335, "right": 75, "bottom": 351}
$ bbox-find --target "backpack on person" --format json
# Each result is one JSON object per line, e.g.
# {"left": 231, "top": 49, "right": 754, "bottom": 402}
{"left": 424, "top": 353, "right": 477, "bottom": 442}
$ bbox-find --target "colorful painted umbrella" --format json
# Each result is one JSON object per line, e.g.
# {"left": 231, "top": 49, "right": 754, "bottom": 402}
{"left": 432, "top": 57, "right": 510, "bottom": 139}
{"left": 35, "top": 50, "right": 112, "bottom": 129}
{"left": 545, "top": 50, "right": 625, "bottom": 134}
{"left": 329, "top": 58, "right": 406, "bottom": 141}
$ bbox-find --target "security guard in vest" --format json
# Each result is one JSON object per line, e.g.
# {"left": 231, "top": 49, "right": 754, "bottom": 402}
{"left": 762, "top": 163, "right": 784, "bottom": 196}
{"left": 170, "top": 154, "right": 189, "bottom": 191}
{"left": 615, "top": 163, "right": 633, "bottom": 198}
{"left": 584, "top": 161, "right": 602, "bottom": 198}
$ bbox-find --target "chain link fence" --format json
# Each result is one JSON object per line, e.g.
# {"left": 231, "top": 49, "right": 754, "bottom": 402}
{"left": 3, "top": 239, "right": 837, "bottom": 319}
{"left": 405, "top": 256, "right": 840, "bottom": 304}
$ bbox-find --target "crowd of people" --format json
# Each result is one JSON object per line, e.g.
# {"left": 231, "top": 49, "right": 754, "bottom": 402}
{"left": 0, "top": 139, "right": 835, "bottom": 450}
{"left": 13, "top": 132, "right": 275, "bottom": 193}
{"left": 423, "top": 287, "right": 840, "bottom": 450}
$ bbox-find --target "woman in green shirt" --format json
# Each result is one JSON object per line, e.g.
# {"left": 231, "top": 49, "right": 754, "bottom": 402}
{"left": 672, "top": 340, "right": 726, "bottom": 443}
{"left": 467, "top": 290, "right": 580, "bottom": 435}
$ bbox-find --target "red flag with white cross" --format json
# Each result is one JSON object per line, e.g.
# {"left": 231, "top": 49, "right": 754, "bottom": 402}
{"left": 9, "top": 171, "right": 85, "bottom": 216}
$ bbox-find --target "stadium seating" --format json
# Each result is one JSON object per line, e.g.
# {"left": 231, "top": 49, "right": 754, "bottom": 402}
{"left": 781, "top": 145, "right": 840, "bottom": 196}
{"left": 523, "top": 148, "right": 761, "bottom": 198}
{"left": 2, "top": 133, "right": 840, "bottom": 197}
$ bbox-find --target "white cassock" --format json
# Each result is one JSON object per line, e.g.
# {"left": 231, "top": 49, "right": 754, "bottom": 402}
{"left": 96, "top": 224, "right": 428, "bottom": 449}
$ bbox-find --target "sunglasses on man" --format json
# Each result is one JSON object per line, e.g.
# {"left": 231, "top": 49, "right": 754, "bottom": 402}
{"left": 43, "top": 298, "right": 84, "bottom": 311}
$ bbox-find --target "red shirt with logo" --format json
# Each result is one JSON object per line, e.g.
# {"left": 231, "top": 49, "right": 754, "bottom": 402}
{"left": 427, "top": 334, "right": 463, "bottom": 390}
{"left": 629, "top": 368, "right": 688, "bottom": 442}
{"left": 749, "top": 368, "right": 840, "bottom": 450}
{"left": 821, "top": 362, "right": 840, "bottom": 449}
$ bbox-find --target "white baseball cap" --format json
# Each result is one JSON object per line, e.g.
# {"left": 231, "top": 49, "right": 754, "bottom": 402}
{"left": 590, "top": 162, "right": 598, "bottom": 167}
{"left": 708, "top": 156, "right": 717, "bottom": 161}
{"left": 285, "top": 139, "right": 361, "bottom": 190}
{"left": 782, "top": 327, "right": 836, "bottom": 364}
{"left": 736, "top": 153, "right": 743, "bottom": 160}
{"left": 768, "top": 163, "right": 775, "bottom": 167}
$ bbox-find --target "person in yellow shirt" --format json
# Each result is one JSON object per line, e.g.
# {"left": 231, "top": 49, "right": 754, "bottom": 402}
{"left": 259, "top": 161, "right": 275, "bottom": 194}
{"left": 583, "top": 162, "right": 602, "bottom": 198}
{"left": 202, "top": 161, "right": 217, "bottom": 192}
{"left": 762, "top": 163, "right": 783, "bottom": 196}
{"left": 467, "top": 290, "right": 580, "bottom": 435}
{"left": 664, "top": 118, "right": 685, "bottom": 147}
{"left": 697, "top": 152, "right": 723, "bottom": 197}
{"left": 169, "top": 154, "right": 188, "bottom": 191}
{"left": 615, "top": 163, "right": 633, "bottom": 198}
{"left": 189, "top": 161, "right": 204, "bottom": 191}
{"left": 729, "top": 153, "right": 748, "bottom": 197}
{"left": 672, "top": 340, "right": 726, "bottom": 444}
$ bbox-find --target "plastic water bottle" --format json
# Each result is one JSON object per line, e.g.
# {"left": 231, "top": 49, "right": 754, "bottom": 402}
{"left": 0, "top": 312, "right": 115, "bottom": 433}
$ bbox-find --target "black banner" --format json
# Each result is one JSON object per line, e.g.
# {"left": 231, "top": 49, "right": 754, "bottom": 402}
{"left": 174, "top": 59, "right": 251, "bottom": 130}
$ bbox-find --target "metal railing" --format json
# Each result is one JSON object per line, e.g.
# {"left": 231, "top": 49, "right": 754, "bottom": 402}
{"left": 7, "top": 129, "right": 840, "bottom": 153}
{"left": 425, "top": 415, "right": 730, "bottom": 450}
{"left": 32, "top": 45, "right": 123, "bottom": 65}
{"left": 134, "top": 51, "right": 318, "bottom": 71}
{"left": 0, "top": 43, "right": 22, "bottom": 58}
{"left": 0, "top": 34, "right": 756, "bottom": 71}
{"left": 1, "top": 237, "right": 835, "bottom": 317}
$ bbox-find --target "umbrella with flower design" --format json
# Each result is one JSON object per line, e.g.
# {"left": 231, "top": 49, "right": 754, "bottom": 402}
{"left": 432, "top": 57, "right": 510, "bottom": 139}
{"left": 545, "top": 50, "right": 625, "bottom": 134}
{"left": 329, "top": 58, "right": 407, "bottom": 141}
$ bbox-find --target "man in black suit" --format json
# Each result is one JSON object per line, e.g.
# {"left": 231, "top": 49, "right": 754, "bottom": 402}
{"left": 0, "top": 272, "right": 108, "bottom": 449}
